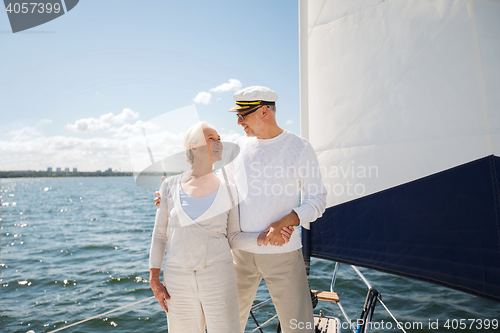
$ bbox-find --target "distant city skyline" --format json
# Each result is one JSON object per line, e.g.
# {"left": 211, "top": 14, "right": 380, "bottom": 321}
{"left": 43, "top": 167, "right": 118, "bottom": 172}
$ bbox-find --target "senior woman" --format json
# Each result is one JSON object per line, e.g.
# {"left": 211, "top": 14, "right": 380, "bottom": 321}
{"left": 149, "top": 122, "right": 261, "bottom": 333}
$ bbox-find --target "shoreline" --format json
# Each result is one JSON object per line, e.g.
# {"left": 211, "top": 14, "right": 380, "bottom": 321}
{"left": 0, "top": 171, "right": 134, "bottom": 178}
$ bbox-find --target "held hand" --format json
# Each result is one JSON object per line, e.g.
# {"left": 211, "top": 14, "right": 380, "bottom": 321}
{"left": 150, "top": 278, "right": 170, "bottom": 314}
{"left": 154, "top": 176, "right": 166, "bottom": 207}
{"left": 280, "top": 226, "right": 295, "bottom": 243}
{"left": 263, "top": 222, "right": 286, "bottom": 246}
{"left": 265, "top": 212, "right": 300, "bottom": 246}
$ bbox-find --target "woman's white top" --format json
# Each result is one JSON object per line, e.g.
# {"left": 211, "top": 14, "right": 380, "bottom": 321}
{"left": 179, "top": 186, "right": 218, "bottom": 220}
{"left": 149, "top": 173, "right": 259, "bottom": 270}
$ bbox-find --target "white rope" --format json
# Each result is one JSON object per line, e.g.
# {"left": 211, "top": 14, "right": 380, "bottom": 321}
{"left": 46, "top": 296, "right": 156, "bottom": 333}
{"left": 377, "top": 296, "right": 407, "bottom": 333}
{"left": 250, "top": 313, "right": 279, "bottom": 333}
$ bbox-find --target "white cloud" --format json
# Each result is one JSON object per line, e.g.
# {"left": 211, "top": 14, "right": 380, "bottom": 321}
{"left": 0, "top": 123, "right": 190, "bottom": 172}
{"left": 221, "top": 130, "right": 242, "bottom": 143}
{"left": 193, "top": 79, "right": 242, "bottom": 105}
{"left": 127, "top": 129, "right": 186, "bottom": 174}
{"left": 1, "top": 105, "right": 232, "bottom": 172}
{"left": 286, "top": 120, "right": 293, "bottom": 125}
{"left": 1, "top": 108, "right": 246, "bottom": 172}
{"left": 7, "top": 119, "right": 53, "bottom": 141}
{"left": 109, "top": 108, "right": 139, "bottom": 123}
{"left": 2, "top": 110, "right": 141, "bottom": 171}
{"left": 209, "top": 79, "right": 242, "bottom": 93}
{"left": 193, "top": 92, "right": 212, "bottom": 105}
{"left": 0, "top": 133, "right": 131, "bottom": 171}
{"left": 107, "top": 120, "right": 161, "bottom": 138}
{"left": 66, "top": 108, "right": 139, "bottom": 132}
{"left": 66, "top": 117, "right": 105, "bottom": 132}
{"left": 8, "top": 126, "right": 43, "bottom": 141}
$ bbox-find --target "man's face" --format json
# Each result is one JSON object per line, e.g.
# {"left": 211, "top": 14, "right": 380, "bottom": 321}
{"left": 236, "top": 106, "right": 263, "bottom": 137}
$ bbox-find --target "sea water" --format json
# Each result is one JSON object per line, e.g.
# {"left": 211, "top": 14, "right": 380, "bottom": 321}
{"left": 1, "top": 177, "right": 499, "bottom": 333}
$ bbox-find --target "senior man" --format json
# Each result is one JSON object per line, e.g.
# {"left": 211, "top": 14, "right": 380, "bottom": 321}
{"left": 227, "top": 86, "right": 326, "bottom": 333}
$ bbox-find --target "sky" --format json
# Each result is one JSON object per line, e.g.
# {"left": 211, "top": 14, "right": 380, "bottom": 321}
{"left": 0, "top": 0, "right": 301, "bottom": 172}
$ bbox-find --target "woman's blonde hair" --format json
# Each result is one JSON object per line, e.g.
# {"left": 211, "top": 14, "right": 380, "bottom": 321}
{"left": 183, "top": 121, "right": 217, "bottom": 164}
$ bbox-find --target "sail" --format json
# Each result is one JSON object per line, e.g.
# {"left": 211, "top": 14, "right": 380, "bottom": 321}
{"left": 299, "top": 0, "right": 500, "bottom": 301}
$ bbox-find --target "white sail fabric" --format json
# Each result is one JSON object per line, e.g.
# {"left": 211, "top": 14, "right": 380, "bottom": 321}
{"left": 300, "top": 0, "right": 500, "bottom": 208}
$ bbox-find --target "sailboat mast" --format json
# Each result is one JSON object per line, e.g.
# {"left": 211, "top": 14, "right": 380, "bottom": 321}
{"left": 299, "top": 0, "right": 309, "bottom": 141}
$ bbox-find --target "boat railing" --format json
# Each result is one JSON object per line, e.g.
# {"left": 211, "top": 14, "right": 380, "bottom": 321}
{"left": 345, "top": 264, "right": 407, "bottom": 333}
{"left": 248, "top": 262, "right": 408, "bottom": 333}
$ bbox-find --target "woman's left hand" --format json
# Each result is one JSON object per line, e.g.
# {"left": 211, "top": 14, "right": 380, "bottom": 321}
{"left": 150, "top": 278, "right": 170, "bottom": 314}
{"left": 150, "top": 268, "right": 170, "bottom": 314}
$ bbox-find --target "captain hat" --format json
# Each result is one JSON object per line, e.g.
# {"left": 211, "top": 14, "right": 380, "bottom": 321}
{"left": 229, "top": 86, "right": 278, "bottom": 112}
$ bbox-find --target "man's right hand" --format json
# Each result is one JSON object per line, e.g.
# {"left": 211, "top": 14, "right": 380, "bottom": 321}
{"left": 154, "top": 176, "right": 166, "bottom": 207}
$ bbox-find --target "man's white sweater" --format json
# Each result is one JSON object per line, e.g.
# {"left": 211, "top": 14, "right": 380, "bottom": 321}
{"left": 227, "top": 130, "right": 327, "bottom": 254}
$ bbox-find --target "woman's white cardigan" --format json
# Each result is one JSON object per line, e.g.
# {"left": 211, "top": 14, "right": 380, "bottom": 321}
{"left": 149, "top": 174, "right": 259, "bottom": 270}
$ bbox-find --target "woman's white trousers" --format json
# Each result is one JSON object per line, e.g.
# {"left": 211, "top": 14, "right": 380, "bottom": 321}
{"left": 164, "top": 261, "right": 240, "bottom": 333}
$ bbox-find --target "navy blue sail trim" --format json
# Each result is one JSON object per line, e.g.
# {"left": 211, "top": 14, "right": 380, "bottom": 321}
{"left": 307, "top": 155, "right": 500, "bottom": 302}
